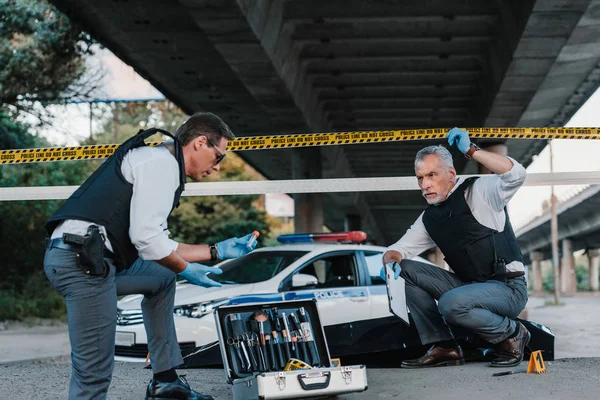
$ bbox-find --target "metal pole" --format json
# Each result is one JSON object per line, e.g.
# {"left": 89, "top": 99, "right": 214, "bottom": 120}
{"left": 89, "top": 101, "right": 94, "bottom": 144}
{"left": 549, "top": 140, "right": 560, "bottom": 304}
{"left": 113, "top": 102, "right": 119, "bottom": 141}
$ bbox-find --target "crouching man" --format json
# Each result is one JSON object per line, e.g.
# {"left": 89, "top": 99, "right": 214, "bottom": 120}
{"left": 381, "top": 128, "right": 529, "bottom": 368}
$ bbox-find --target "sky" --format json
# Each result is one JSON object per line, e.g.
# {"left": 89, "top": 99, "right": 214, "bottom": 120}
{"left": 39, "top": 47, "right": 600, "bottom": 228}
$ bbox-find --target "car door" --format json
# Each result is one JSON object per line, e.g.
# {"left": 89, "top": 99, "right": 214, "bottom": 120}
{"left": 280, "top": 251, "right": 371, "bottom": 353}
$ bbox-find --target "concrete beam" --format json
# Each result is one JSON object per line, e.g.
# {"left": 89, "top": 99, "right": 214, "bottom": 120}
{"left": 518, "top": 0, "right": 600, "bottom": 128}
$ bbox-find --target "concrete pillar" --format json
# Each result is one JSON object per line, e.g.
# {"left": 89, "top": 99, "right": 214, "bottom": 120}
{"left": 344, "top": 214, "right": 361, "bottom": 231}
{"left": 531, "top": 251, "right": 544, "bottom": 296}
{"left": 590, "top": 251, "right": 600, "bottom": 292}
{"left": 478, "top": 143, "right": 507, "bottom": 174}
{"left": 292, "top": 148, "right": 323, "bottom": 233}
{"left": 560, "top": 239, "right": 577, "bottom": 296}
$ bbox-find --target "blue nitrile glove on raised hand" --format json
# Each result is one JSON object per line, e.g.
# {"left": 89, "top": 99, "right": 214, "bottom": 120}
{"left": 178, "top": 262, "right": 223, "bottom": 288}
{"left": 447, "top": 127, "right": 471, "bottom": 155}
{"left": 379, "top": 263, "right": 401, "bottom": 281}
{"left": 216, "top": 233, "right": 258, "bottom": 259}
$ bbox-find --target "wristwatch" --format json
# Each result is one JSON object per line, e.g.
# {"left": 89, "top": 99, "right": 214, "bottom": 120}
{"left": 465, "top": 143, "right": 481, "bottom": 159}
{"left": 209, "top": 244, "right": 219, "bottom": 261}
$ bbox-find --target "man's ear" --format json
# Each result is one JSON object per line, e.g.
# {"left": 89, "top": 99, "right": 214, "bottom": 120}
{"left": 194, "top": 135, "right": 207, "bottom": 150}
{"left": 448, "top": 167, "right": 457, "bottom": 182}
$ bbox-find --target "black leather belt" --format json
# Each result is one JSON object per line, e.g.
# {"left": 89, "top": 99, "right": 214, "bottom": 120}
{"left": 506, "top": 271, "right": 525, "bottom": 279}
{"left": 46, "top": 238, "right": 114, "bottom": 259}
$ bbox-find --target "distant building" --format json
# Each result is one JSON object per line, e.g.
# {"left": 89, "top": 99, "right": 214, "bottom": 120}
{"left": 265, "top": 193, "right": 294, "bottom": 218}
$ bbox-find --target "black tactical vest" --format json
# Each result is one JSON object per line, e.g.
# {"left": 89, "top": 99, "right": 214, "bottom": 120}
{"left": 45, "top": 128, "right": 186, "bottom": 270}
{"left": 422, "top": 177, "right": 523, "bottom": 283}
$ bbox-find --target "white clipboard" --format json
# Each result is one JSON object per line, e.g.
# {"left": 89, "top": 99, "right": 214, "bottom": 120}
{"left": 385, "top": 263, "right": 410, "bottom": 325}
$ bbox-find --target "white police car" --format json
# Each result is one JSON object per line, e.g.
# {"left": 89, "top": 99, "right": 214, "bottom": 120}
{"left": 115, "top": 232, "right": 555, "bottom": 366}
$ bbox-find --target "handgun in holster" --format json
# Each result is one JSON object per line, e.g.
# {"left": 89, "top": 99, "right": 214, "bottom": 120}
{"left": 63, "top": 225, "right": 108, "bottom": 277}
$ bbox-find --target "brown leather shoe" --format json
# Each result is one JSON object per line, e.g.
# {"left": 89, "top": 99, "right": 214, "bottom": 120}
{"left": 490, "top": 321, "right": 531, "bottom": 368}
{"left": 401, "top": 344, "right": 465, "bottom": 368}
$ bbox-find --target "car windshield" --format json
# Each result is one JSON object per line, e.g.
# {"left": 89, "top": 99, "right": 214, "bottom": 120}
{"left": 214, "top": 250, "right": 308, "bottom": 284}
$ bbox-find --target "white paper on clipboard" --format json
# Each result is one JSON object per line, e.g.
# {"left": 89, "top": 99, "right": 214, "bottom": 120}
{"left": 385, "top": 264, "right": 410, "bottom": 325}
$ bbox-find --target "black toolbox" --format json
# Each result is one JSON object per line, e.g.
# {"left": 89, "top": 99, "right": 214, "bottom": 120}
{"left": 214, "top": 299, "right": 368, "bottom": 399}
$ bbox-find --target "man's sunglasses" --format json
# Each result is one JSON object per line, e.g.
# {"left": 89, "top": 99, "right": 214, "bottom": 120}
{"left": 206, "top": 137, "right": 226, "bottom": 165}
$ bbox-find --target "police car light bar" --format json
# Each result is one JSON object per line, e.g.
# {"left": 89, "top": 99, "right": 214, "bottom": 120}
{"left": 277, "top": 231, "right": 367, "bottom": 244}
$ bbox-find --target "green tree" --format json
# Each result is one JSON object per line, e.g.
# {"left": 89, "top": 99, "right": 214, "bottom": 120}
{"left": 1, "top": 0, "right": 96, "bottom": 111}
{"left": 0, "top": 0, "right": 99, "bottom": 320}
{"left": 0, "top": 114, "right": 94, "bottom": 320}
{"left": 0, "top": 115, "right": 92, "bottom": 288}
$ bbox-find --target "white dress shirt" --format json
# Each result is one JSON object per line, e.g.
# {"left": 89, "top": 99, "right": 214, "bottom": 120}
{"left": 51, "top": 145, "right": 180, "bottom": 261}
{"left": 387, "top": 157, "right": 526, "bottom": 273}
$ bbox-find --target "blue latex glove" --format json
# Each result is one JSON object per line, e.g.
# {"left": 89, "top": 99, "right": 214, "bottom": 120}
{"left": 379, "top": 263, "right": 401, "bottom": 281}
{"left": 447, "top": 127, "right": 471, "bottom": 155}
{"left": 216, "top": 233, "right": 258, "bottom": 259}
{"left": 178, "top": 262, "right": 223, "bottom": 288}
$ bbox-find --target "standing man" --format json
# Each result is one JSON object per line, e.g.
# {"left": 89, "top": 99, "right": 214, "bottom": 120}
{"left": 381, "top": 128, "right": 529, "bottom": 369}
{"left": 44, "top": 112, "right": 257, "bottom": 399}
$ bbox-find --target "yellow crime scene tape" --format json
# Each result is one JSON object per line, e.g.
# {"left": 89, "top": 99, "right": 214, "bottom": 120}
{"left": 1, "top": 127, "right": 599, "bottom": 164}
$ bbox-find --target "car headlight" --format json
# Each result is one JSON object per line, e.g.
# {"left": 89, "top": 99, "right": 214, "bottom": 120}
{"left": 173, "top": 298, "right": 229, "bottom": 318}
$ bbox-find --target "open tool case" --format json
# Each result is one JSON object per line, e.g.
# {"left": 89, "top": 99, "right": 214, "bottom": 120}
{"left": 215, "top": 299, "right": 368, "bottom": 399}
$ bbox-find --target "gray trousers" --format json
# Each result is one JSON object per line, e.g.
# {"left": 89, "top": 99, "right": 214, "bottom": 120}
{"left": 400, "top": 260, "right": 528, "bottom": 346}
{"left": 43, "top": 245, "right": 183, "bottom": 400}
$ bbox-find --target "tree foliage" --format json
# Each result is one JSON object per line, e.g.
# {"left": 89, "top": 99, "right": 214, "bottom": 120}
{"left": 0, "top": 113, "right": 92, "bottom": 291}
{"left": 0, "top": 0, "right": 96, "bottom": 109}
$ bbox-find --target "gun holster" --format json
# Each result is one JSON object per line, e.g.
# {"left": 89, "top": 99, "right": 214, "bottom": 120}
{"left": 63, "top": 225, "right": 108, "bottom": 277}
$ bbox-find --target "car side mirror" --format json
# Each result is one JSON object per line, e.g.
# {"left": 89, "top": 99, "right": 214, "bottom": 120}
{"left": 292, "top": 273, "right": 318, "bottom": 288}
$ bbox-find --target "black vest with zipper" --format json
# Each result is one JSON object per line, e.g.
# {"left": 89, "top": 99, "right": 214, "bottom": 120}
{"left": 421, "top": 177, "right": 523, "bottom": 283}
{"left": 45, "top": 128, "right": 186, "bottom": 270}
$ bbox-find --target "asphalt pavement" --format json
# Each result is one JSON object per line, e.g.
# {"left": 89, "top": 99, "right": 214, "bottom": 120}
{"left": 1, "top": 358, "right": 599, "bottom": 399}
{"left": 1, "top": 294, "right": 599, "bottom": 399}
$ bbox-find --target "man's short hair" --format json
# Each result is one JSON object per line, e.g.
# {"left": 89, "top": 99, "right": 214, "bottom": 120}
{"left": 415, "top": 145, "right": 454, "bottom": 170}
{"left": 175, "top": 112, "right": 235, "bottom": 146}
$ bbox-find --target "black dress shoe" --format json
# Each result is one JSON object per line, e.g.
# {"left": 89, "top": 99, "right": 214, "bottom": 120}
{"left": 145, "top": 375, "right": 214, "bottom": 400}
{"left": 490, "top": 321, "right": 531, "bottom": 368}
{"left": 401, "top": 344, "right": 465, "bottom": 368}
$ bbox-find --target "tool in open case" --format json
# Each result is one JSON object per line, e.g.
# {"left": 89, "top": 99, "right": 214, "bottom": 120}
{"left": 251, "top": 312, "right": 269, "bottom": 371}
{"left": 242, "top": 332, "right": 260, "bottom": 372}
{"left": 261, "top": 310, "right": 278, "bottom": 370}
{"left": 299, "top": 306, "right": 321, "bottom": 367}
{"left": 269, "top": 309, "right": 286, "bottom": 369}
{"left": 279, "top": 311, "right": 293, "bottom": 363}
{"left": 281, "top": 312, "right": 302, "bottom": 361}
{"left": 227, "top": 337, "right": 247, "bottom": 372}
{"left": 290, "top": 313, "right": 310, "bottom": 364}
{"left": 228, "top": 314, "right": 252, "bottom": 373}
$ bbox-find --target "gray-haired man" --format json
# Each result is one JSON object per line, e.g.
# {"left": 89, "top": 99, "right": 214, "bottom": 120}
{"left": 380, "top": 128, "right": 529, "bottom": 368}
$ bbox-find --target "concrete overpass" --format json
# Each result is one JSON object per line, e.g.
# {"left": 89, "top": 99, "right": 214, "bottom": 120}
{"left": 516, "top": 185, "right": 600, "bottom": 295}
{"left": 51, "top": 0, "right": 600, "bottom": 245}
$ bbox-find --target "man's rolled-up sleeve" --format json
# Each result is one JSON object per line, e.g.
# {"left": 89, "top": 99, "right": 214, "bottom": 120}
{"left": 478, "top": 156, "right": 527, "bottom": 211}
{"left": 127, "top": 156, "right": 181, "bottom": 260}
{"left": 386, "top": 213, "right": 436, "bottom": 261}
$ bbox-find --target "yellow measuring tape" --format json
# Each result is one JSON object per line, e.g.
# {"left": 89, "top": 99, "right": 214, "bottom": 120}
{"left": 1, "top": 127, "right": 598, "bottom": 164}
